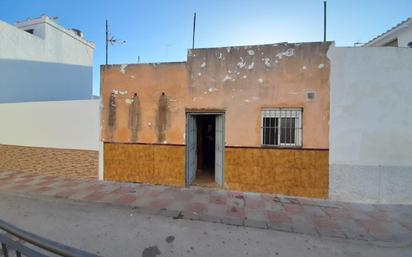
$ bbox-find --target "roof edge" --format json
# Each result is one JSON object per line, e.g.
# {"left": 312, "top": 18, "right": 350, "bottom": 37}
{"left": 364, "top": 17, "right": 412, "bottom": 46}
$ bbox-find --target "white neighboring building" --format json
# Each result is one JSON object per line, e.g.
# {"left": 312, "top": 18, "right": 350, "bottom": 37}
{"left": 364, "top": 17, "right": 412, "bottom": 47}
{"left": 0, "top": 15, "right": 95, "bottom": 103}
{"left": 328, "top": 46, "right": 412, "bottom": 204}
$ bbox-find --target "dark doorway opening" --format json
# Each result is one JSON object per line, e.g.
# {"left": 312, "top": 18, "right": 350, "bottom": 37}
{"left": 193, "top": 115, "right": 216, "bottom": 187}
{"left": 186, "top": 112, "right": 224, "bottom": 187}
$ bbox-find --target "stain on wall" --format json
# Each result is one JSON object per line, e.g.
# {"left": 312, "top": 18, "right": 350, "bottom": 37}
{"left": 0, "top": 144, "right": 98, "bottom": 179}
{"left": 128, "top": 93, "right": 141, "bottom": 142}
{"left": 100, "top": 42, "right": 331, "bottom": 148}
{"left": 104, "top": 142, "right": 185, "bottom": 186}
{"left": 156, "top": 92, "right": 170, "bottom": 143}
{"left": 224, "top": 147, "right": 329, "bottom": 198}
{"left": 101, "top": 62, "right": 187, "bottom": 144}
{"left": 108, "top": 92, "right": 117, "bottom": 140}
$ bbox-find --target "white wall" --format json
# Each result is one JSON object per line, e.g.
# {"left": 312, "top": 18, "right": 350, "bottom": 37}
{"left": 328, "top": 46, "right": 412, "bottom": 203}
{"left": 398, "top": 28, "right": 412, "bottom": 47}
{"left": 0, "top": 18, "right": 94, "bottom": 66}
{"left": 0, "top": 100, "right": 100, "bottom": 150}
{"left": 0, "top": 18, "right": 94, "bottom": 103}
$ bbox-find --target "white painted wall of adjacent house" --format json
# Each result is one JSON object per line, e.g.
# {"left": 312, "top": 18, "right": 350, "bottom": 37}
{"left": 0, "top": 16, "right": 94, "bottom": 103}
{"left": 328, "top": 46, "right": 412, "bottom": 204}
{"left": 398, "top": 27, "right": 412, "bottom": 47}
{"left": 0, "top": 100, "right": 100, "bottom": 151}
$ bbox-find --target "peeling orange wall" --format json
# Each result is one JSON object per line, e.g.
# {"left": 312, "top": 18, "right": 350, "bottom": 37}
{"left": 101, "top": 42, "right": 331, "bottom": 148}
{"left": 101, "top": 62, "right": 188, "bottom": 143}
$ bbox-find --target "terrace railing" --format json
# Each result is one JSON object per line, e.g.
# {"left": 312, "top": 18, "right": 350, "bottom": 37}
{"left": 0, "top": 219, "right": 102, "bottom": 257}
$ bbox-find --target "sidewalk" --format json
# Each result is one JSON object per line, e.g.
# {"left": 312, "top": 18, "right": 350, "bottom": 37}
{"left": 1, "top": 170, "right": 412, "bottom": 243}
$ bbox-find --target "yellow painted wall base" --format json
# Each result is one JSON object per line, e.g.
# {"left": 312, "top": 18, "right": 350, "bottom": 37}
{"left": 104, "top": 143, "right": 328, "bottom": 198}
{"left": 225, "top": 147, "right": 329, "bottom": 198}
{"left": 104, "top": 143, "right": 185, "bottom": 187}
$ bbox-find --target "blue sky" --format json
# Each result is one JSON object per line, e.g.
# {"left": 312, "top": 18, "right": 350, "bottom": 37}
{"left": 1, "top": 0, "right": 411, "bottom": 95}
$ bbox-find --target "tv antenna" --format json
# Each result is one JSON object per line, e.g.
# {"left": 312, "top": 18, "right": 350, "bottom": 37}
{"left": 105, "top": 19, "right": 126, "bottom": 65}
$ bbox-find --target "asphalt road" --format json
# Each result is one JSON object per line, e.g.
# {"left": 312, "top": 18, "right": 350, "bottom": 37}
{"left": 0, "top": 192, "right": 411, "bottom": 257}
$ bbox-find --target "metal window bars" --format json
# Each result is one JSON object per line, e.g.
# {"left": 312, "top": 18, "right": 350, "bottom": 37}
{"left": 0, "top": 219, "right": 101, "bottom": 257}
{"left": 261, "top": 108, "right": 302, "bottom": 147}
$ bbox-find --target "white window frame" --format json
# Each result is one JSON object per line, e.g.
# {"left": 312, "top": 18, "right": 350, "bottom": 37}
{"left": 261, "top": 108, "right": 302, "bottom": 147}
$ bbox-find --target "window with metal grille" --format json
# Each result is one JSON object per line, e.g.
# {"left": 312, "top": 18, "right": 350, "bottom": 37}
{"left": 261, "top": 108, "right": 302, "bottom": 147}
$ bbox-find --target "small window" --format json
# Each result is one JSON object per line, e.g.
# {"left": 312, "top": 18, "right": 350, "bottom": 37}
{"left": 261, "top": 108, "right": 302, "bottom": 147}
{"left": 25, "top": 29, "right": 34, "bottom": 34}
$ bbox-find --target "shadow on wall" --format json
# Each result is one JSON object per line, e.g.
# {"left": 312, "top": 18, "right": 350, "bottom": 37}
{"left": 0, "top": 59, "right": 92, "bottom": 103}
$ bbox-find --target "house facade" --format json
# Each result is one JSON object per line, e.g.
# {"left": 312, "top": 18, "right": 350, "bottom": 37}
{"left": 0, "top": 15, "right": 95, "bottom": 103}
{"left": 101, "top": 42, "right": 331, "bottom": 198}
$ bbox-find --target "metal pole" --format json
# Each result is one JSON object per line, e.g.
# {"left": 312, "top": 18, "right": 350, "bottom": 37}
{"left": 105, "top": 19, "right": 108, "bottom": 65}
{"left": 192, "top": 12, "right": 196, "bottom": 49}
{"left": 323, "top": 1, "right": 327, "bottom": 42}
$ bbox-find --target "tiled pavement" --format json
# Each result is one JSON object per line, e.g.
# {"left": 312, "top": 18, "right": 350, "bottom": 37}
{"left": 1, "top": 171, "right": 412, "bottom": 243}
